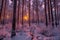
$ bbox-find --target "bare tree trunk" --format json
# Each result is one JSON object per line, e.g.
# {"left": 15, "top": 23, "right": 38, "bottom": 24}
{"left": 17, "top": 0, "right": 20, "bottom": 24}
{"left": 22, "top": 0, "right": 24, "bottom": 26}
{"left": 53, "top": 0, "right": 58, "bottom": 27}
{"left": 0, "top": 0, "right": 4, "bottom": 24}
{"left": 29, "top": 0, "right": 30, "bottom": 26}
{"left": 44, "top": 0, "right": 48, "bottom": 26}
{"left": 56, "top": 5, "right": 59, "bottom": 25}
{"left": 50, "top": 0, "right": 54, "bottom": 28}
{"left": 48, "top": 0, "right": 51, "bottom": 23}
{"left": 2, "top": 0, "right": 6, "bottom": 25}
{"left": 11, "top": 0, "right": 17, "bottom": 37}
{"left": 36, "top": 0, "right": 39, "bottom": 24}
{"left": 32, "top": 1, "right": 34, "bottom": 23}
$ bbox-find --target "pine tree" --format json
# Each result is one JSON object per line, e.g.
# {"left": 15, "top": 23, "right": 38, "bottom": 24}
{"left": 22, "top": 0, "right": 24, "bottom": 25}
{"left": 53, "top": 0, "right": 58, "bottom": 27}
{"left": 17, "top": 0, "right": 20, "bottom": 24}
{"left": 44, "top": 0, "right": 48, "bottom": 26}
{"left": 36, "top": 0, "right": 39, "bottom": 24}
{"left": 56, "top": 4, "right": 59, "bottom": 25}
{"left": 29, "top": 0, "right": 30, "bottom": 26}
{"left": 0, "top": 0, "right": 4, "bottom": 24}
{"left": 2, "top": 0, "right": 6, "bottom": 25}
{"left": 11, "top": 0, "right": 17, "bottom": 37}
{"left": 48, "top": 0, "right": 51, "bottom": 23}
{"left": 50, "top": 0, "right": 55, "bottom": 28}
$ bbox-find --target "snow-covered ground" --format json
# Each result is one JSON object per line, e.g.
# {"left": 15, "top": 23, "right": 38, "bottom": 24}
{"left": 0, "top": 22, "right": 60, "bottom": 40}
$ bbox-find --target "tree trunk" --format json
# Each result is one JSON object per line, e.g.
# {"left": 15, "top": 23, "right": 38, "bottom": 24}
{"left": 29, "top": 0, "right": 30, "bottom": 26}
{"left": 36, "top": 0, "right": 39, "bottom": 24}
{"left": 11, "top": 0, "right": 17, "bottom": 37}
{"left": 17, "top": 0, "right": 20, "bottom": 24}
{"left": 56, "top": 4, "right": 59, "bottom": 25}
{"left": 48, "top": 0, "right": 51, "bottom": 23}
{"left": 53, "top": 0, "right": 58, "bottom": 27}
{"left": 22, "top": 0, "right": 24, "bottom": 25}
{"left": 50, "top": 0, "right": 54, "bottom": 28}
{"left": 0, "top": 0, "right": 4, "bottom": 24}
{"left": 44, "top": 0, "right": 48, "bottom": 26}
{"left": 2, "top": 0, "right": 6, "bottom": 25}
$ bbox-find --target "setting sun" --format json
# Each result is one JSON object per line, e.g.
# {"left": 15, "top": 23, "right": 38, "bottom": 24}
{"left": 23, "top": 15, "right": 29, "bottom": 21}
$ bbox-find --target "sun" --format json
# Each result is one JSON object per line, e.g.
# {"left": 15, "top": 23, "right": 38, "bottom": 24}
{"left": 23, "top": 15, "right": 29, "bottom": 21}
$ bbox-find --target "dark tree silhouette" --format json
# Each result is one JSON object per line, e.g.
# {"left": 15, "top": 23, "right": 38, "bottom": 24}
{"left": 11, "top": 0, "right": 17, "bottom": 37}
{"left": 0, "top": 0, "right": 4, "bottom": 24}
{"left": 48, "top": 0, "right": 51, "bottom": 23}
{"left": 22, "top": 0, "right": 24, "bottom": 25}
{"left": 29, "top": 0, "right": 30, "bottom": 26}
{"left": 53, "top": 0, "right": 58, "bottom": 27}
{"left": 50, "top": 0, "right": 54, "bottom": 28}
{"left": 56, "top": 4, "right": 59, "bottom": 25}
{"left": 44, "top": 0, "right": 48, "bottom": 26}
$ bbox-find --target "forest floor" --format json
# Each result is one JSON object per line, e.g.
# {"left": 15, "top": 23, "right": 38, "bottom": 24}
{"left": 0, "top": 22, "right": 60, "bottom": 40}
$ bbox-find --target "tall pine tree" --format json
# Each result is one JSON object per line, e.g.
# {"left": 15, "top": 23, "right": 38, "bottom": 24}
{"left": 11, "top": 0, "right": 17, "bottom": 37}
{"left": 0, "top": 0, "right": 4, "bottom": 24}
{"left": 44, "top": 0, "right": 48, "bottom": 26}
